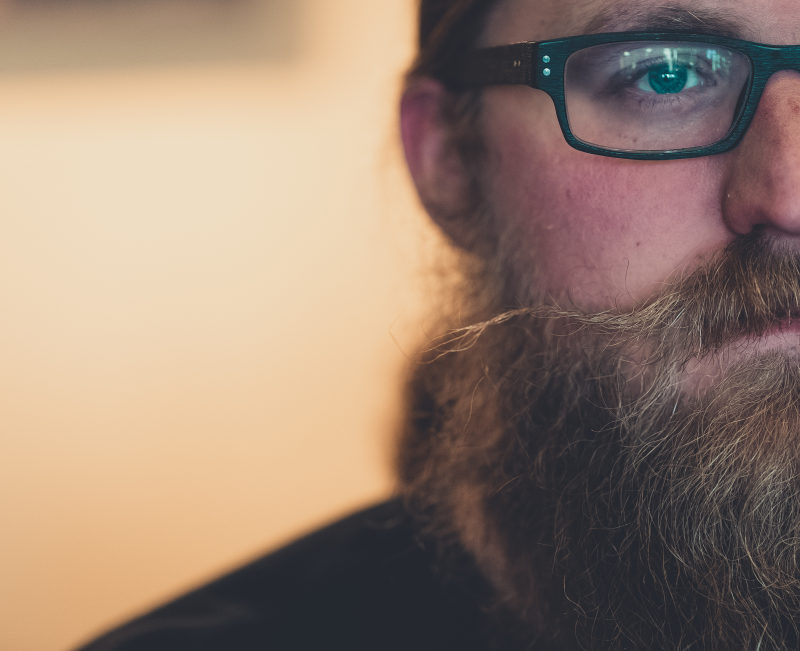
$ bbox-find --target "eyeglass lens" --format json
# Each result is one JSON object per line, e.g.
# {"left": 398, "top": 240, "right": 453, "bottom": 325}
{"left": 564, "top": 41, "right": 753, "bottom": 152}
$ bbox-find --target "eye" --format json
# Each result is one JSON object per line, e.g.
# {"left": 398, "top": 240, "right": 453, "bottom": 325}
{"left": 637, "top": 62, "right": 700, "bottom": 94}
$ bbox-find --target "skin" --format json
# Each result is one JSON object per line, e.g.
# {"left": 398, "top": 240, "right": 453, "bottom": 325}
{"left": 399, "top": 5, "right": 800, "bottom": 644}
{"left": 403, "top": 0, "right": 800, "bottom": 313}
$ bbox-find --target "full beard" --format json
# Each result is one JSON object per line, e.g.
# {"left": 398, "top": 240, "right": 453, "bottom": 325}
{"left": 397, "top": 234, "right": 800, "bottom": 649}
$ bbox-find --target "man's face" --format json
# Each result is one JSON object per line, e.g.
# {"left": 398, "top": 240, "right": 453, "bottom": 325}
{"left": 477, "top": 0, "right": 800, "bottom": 313}
{"left": 400, "top": 2, "right": 800, "bottom": 647}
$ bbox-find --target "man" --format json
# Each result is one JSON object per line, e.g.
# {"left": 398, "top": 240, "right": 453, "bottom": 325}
{"left": 77, "top": 0, "right": 800, "bottom": 649}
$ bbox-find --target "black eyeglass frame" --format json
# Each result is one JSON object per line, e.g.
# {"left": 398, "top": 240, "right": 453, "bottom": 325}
{"left": 452, "top": 31, "right": 800, "bottom": 160}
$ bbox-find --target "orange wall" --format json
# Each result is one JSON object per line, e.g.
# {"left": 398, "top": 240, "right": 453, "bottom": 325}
{"left": 0, "top": 3, "right": 438, "bottom": 649}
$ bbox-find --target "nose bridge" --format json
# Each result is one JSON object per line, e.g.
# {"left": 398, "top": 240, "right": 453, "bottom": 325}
{"left": 761, "top": 44, "right": 800, "bottom": 81}
{"left": 751, "top": 54, "right": 800, "bottom": 127}
{"left": 776, "top": 44, "right": 800, "bottom": 71}
{"left": 747, "top": 45, "right": 800, "bottom": 106}
{"left": 722, "top": 43, "right": 800, "bottom": 237}
{"left": 741, "top": 45, "right": 800, "bottom": 133}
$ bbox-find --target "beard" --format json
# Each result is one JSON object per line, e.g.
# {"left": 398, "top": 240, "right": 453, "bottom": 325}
{"left": 397, "top": 233, "right": 800, "bottom": 649}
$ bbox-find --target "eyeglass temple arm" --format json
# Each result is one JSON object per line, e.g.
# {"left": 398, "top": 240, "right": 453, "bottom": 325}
{"left": 451, "top": 43, "right": 536, "bottom": 87}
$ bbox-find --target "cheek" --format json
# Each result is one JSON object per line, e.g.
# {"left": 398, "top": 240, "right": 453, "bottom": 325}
{"left": 481, "top": 90, "right": 731, "bottom": 308}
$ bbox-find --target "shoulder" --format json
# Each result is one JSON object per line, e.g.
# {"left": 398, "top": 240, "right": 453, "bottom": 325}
{"left": 74, "top": 499, "right": 492, "bottom": 651}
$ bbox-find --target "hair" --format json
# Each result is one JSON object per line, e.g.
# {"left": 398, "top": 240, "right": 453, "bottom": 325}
{"left": 397, "top": 2, "right": 512, "bottom": 502}
{"left": 398, "top": 229, "right": 800, "bottom": 648}
{"left": 409, "top": 0, "right": 499, "bottom": 84}
{"left": 404, "top": 0, "right": 513, "bottom": 319}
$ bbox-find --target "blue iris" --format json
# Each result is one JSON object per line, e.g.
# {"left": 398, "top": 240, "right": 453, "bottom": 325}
{"left": 648, "top": 63, "right": 689, "bottom": 95}
{"left": 647, "top": 63, "right": 689, "bottom": 94}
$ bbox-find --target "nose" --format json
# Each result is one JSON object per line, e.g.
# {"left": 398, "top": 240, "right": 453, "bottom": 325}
{"left": 723, "top": 72, "right": 800, "bottom": 238}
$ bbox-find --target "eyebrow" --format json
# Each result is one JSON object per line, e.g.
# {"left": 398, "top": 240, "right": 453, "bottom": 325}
{"left": 580, "top": 4, "right": 745, "bottom": 38}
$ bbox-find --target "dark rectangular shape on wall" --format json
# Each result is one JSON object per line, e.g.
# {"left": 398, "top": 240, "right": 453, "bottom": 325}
{"left": 0, "top": 0, "right": 303, "bottom": 72}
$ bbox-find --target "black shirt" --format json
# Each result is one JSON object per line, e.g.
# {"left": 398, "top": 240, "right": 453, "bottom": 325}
{"left": 73, "top": 499, "right": 505, "bottom": 651}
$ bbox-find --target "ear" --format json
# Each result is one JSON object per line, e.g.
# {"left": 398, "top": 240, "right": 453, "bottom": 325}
{"left": 400, "top": 79, "right": 478, "bottom": 250}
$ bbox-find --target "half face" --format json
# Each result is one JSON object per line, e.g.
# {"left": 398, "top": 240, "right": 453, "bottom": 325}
{"left": 477, "top": 0, "right": 800, "bottom": 312}
{"left": 399, "top": 5, "right": 800, "bottom": 646}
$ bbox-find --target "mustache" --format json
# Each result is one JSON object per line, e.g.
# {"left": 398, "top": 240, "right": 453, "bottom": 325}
{"left": 615, "top": 233, "right": 800, "bottom": 354}
{"left": 437, "top": 233, "right": 800, "bottom": 362}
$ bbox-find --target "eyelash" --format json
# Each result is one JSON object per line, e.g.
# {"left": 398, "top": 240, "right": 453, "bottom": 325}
{"left": 613, "top": 59, "right": 708, "bottom": 91}
{"left": 597, "top": 60, "right": 725, "bottom": 114}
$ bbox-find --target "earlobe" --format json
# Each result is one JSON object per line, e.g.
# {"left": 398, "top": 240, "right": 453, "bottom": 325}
{"left": 400, "top": 79, "right": 478, "bottom": 250}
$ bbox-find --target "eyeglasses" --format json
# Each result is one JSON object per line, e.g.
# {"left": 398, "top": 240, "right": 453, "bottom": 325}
{"left": 452, "top": 32, "right": 800, "bottom": 160}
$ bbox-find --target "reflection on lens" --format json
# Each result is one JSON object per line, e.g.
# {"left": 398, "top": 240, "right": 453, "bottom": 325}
{"left": 565, "top": 41, "right": 752, "bottom": 152}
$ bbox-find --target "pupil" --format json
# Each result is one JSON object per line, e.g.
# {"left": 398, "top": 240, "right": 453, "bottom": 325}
{"left": 648, "top": 64, "right": 688, "bottom": 94}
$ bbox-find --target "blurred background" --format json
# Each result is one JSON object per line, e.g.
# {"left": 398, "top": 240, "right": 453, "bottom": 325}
{"left": 0, "top": 1, "right": 441, "bottom": 649}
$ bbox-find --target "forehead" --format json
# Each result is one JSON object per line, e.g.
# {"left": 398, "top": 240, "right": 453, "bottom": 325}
{"left": 481, "top": 0, "right": 800, "bottom": 45}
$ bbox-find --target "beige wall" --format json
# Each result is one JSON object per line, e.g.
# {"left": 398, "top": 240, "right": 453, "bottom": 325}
{"left": 0, "top": 3, "right": 440, "bottom": 649}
